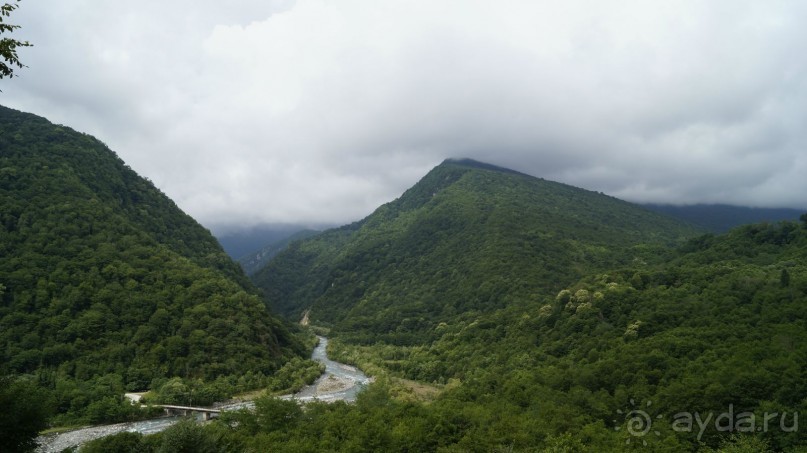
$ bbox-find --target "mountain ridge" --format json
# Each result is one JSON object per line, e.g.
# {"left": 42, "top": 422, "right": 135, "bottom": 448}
{"left": 253, "top": 158, "right": 701, "bottom": 344}
{"left": 643, "top": 203, "right": 804, "bottom": 233}
{"left": 0, "top": 104, "right": 305, "bottom": 424}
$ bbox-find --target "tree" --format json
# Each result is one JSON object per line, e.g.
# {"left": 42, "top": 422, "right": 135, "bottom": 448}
{"left": 82, "top": 432, "right": 147, "bottom": 453}
{"left": 156, "top": 418, "right": 219, "bottom": 453}
{"left": 0, "top": 376, "right": 54, "bottom": 453}
{"left": 1, "top": 1, "right": 31, "bottom": 79}
{"left": 780, "top": 268, "right": 790, "bottom": 288}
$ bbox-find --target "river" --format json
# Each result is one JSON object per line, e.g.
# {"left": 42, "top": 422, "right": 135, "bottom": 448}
{"left": 35, "top": 336, "right": 370, "bottom": 452}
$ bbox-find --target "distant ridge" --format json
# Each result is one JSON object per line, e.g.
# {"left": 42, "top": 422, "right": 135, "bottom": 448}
{"left": 216, "top": 224, "right": 316, "bottom": 259}
{"left": 644, "top": 203, "right": 804, "bottom": 233}
{"left": 238, "top": 229, "right": 320, "bottom": 275}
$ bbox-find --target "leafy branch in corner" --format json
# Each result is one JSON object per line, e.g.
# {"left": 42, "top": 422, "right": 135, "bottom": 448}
{"left": 1, "top": 1, "right": 31, "bottom": 80}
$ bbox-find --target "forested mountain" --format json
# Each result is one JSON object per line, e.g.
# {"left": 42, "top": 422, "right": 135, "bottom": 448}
{"left": 199, "top": 219, "right": 806, "bottom": 452}
{"left": 644, "top": 203, "right": 804, "bottom": 233}
{"left": 0, "top": 105, "right": 305, "bottom": 425}
{"left": 238, "top": 229, "right": 319, "bottom": 275}
{"left": 254, "top": 158, "right": 700, "bottom": 344}
{"left": 207, "top": 160, "right": 807, "bottom": 451}
{"left": 6, "top": 102, "right": 804, "bottom": 452}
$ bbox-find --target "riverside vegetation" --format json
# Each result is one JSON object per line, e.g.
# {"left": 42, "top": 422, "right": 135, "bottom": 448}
{"left": 3, "top": 106, "right": 807, "bottom": 451}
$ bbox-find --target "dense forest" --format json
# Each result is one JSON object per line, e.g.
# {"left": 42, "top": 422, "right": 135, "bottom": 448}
{"left": 243, "top": 160, "right": 807, "bottom": 451}
{"left": 0, "top": 105, "right": 310, "bottom": 440}
{"left": 238, "top": 229, "right": 319, "bottom": 276}
{"left": 4, "top": 104, "right": 807, "bottom": 452}
{"left": 254, "top": 159, "right": 699, "bottom": 344}
{"left": 320, "top": 220, "right": 807, "bottom": 451}
{"left": 88, "top": 218, "right": 807, "bottom": 452}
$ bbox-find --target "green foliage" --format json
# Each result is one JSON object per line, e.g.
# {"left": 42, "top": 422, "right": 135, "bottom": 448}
{"left": 86, "top": 418, "right": 226, "bottom": 453}
{"left": 705, "top": 435, "right": 774, "bottom": 453}
{"left": 781, "top": 268, "right": 791, "bottom": 287}
{"left": 264, "top": 357, "right": 325, "bottom": 394}
{"left": 0, "top": 1, "right": 31, "bottom": 80}
{"left": 255, "top": 159, "right": 699, "bottom": 344}
{"left": 238, "top": 229, "right": 320, "bottom": 275}
{"left": 253, "top": 396, "right": 303, "bottom": 434}
{"left": 313, "top": 221, "right": 807, "bottom": 451}
{"left": 154, "top": 418, "right": 221, "bottom": 453}
{"left": 4, "top": 105, "right": 805, "bottom": 452}
{"left": 0, "top": 375, "right": 54, "bottom": 453}
{"left": 148, "top": 377, "right": 228, "bottom": 407}
{"left": 81, "top": 431, "right": 146, "bottom": 453}
{"left": 251, "top": 160, "right": 807, "bottom": 451}
{"left": 0, "top": 105, "right": 307, "bottom": 424}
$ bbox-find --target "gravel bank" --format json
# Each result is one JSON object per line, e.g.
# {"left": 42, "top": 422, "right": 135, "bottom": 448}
{"left": 36, "top": 422, "right": 133, "bottom": 453}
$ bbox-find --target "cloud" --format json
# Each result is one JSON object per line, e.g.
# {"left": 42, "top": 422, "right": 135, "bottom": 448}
{"left": 4, "top": 0, "right": 807, "bottom": 231}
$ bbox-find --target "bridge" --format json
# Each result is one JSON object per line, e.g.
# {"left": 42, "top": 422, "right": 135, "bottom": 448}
{"left": 158, "top": 404, "right": 222, "bottom": 420}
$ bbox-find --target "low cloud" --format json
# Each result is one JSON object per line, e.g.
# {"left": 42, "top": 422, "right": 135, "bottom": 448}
{"left": 5, "top": 0, "right": 807, "bottom": 230}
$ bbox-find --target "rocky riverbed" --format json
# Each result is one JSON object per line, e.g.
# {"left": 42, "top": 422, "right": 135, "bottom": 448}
{"left": 35, "top": 336, "right": 370, "bottom": 451}
{"left": 37, "top": 422, "right": 148, "bottom": 453}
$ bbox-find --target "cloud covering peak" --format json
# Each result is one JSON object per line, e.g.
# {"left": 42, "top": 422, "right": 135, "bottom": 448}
{"left": 4, "top": 0, "right": 807, "bottom": 231}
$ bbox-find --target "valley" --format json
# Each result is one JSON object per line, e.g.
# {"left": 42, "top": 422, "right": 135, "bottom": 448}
{"left": 2, "top": 105, "right": 807, "bottom": 451}
{"left": 35, "top": 336, "right": 369, "bottom": 452}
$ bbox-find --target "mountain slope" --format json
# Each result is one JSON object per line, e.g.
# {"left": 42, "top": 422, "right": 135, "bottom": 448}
{"left": 254, "top": 158, "right": 700, "bottom": 344}
{"left": 0, "top": 105, "right": 304, "bottom": 420}
{"left": 238, "top": 229, "right": 319, "bottom": 275}
{"left": 242, "top": 161, "right": 807, "bottom": 450}
{"left": 316, "top": 220, "right": 807, "bottom": 451}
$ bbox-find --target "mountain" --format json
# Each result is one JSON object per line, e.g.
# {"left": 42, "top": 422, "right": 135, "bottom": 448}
{"left": 0, "top": 105, "right": 305, "bottom": 423}
{"left": 232, "top": 160, "right": 807, "bottom": 451}
{"left": 214, "top": 224, "right": 321, "bottom": 259}
{"left": 238, "top": 229, "right": 319, "bottom": 275}
{"left": 643, "top": 203, "right": 804, "bottom": 233}
{"left": 253, "top": 158, "right": 700, "bottom": 344}
{"left": 298, "top": 219, "right": 807, "bottom": 452}
{"left": 90, "top": 217, "right": 807, "bottom": 452}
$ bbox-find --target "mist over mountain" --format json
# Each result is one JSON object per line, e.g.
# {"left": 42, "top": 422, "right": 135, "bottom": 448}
{"left": 213, "top": 224, "right": 326, "bottom": 259}
{"left": 237, "top": 229, "right": 320, "bottom": 276}
{"left": 643, "top": 203, "right": 804, "bottom": 233}
{"left": 254, "top": 158, "right": 699, "bottom": 344}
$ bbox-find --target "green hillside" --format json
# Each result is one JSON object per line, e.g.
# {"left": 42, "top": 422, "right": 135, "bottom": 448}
{"left": 149, "top": 161, "right": 807, "bottom": 451}
{"left": 0, "top": 105, "right": 305, "bottom": 424}
{"left": 238, "top": 229, "right": 319, "bottom": 275}
{"left": 319, "top": 220, "right": 807, "bottom": 451}
{"left": 254, "top": 158, "right": 699, "bottom": 344}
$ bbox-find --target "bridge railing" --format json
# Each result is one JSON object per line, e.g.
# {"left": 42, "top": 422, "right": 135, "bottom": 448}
{"left": 158, "top": 404, "right": 222, "bottom": 421}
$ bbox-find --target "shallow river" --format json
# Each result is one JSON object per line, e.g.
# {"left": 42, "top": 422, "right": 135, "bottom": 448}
{"left": 36, "top": 336, "right": 370, "bottom": 452}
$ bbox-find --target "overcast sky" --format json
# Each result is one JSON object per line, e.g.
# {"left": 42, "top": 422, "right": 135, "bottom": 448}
{"left": 3, "top": 0, "right": 807, "bottom": 233}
